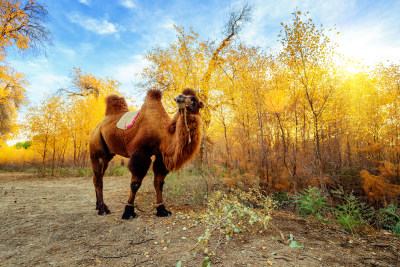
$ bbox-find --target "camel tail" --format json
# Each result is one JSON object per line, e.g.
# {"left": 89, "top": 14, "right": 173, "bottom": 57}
{"left": 105, "top": 95, "right": 129, "bottom": 116}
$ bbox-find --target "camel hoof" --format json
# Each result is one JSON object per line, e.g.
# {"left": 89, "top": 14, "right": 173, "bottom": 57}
{"left": 97, "top": 203, "right": 111, "bottom": 215}
{"left": 156, "top": 205, "right": 172, "bottom": 217}
{"left": 122, "top": 205, "right": 136, "bottom": 219}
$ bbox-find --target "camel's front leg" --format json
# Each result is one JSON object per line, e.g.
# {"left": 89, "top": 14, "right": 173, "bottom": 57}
{"left": 153, "top": 154, "right": 171, "bottom": 217}
{"left": 122, "top": 151, "right": 151, "bottom": 219}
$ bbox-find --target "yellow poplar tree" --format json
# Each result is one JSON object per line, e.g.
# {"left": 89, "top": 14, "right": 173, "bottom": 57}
{"left": 141, "top": 4, "right": 253, "bottom": 163}
{"left": 25, "top": 96, "right": 64, "bottom": 177}
{"left": 0, "top": 0, "right": 51, "bottom": 53}
{"left": 0, "top": 54, "right": 27, "bottom": 140}
{"left": 0, "top": 0, "right": 51, "bottom": 141}
{"left": 62, "top": 68, "right": 123, "bottom": 167}
{"left": 279, "top": 10, "right": 338, "bottom": 168}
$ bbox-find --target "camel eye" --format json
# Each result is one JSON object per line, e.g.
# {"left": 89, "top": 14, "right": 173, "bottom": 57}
{"left": 191, "top": 97, "right": 196, "bottom": 102}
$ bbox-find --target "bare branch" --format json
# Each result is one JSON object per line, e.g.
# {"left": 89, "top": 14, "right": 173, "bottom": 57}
{"left": 0, "top": 0, "right": 53, "bottom": 55}
{"left": 57, "top": 84, "right": 100, "bottom": 98}
{"left": 201, "top": 2, "right": 253, "bottom": 101}
{"left": 223, "top": 2, "right": 253, "bottom": 38}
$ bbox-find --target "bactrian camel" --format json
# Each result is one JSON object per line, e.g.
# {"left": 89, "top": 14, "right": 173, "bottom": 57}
{"left": 89, "top": 88, "right": 203, "bottom": 219}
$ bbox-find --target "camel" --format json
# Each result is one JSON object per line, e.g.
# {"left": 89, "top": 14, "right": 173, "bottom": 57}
{"left": 89, "top": 88, "right": 203, "bottom": 219}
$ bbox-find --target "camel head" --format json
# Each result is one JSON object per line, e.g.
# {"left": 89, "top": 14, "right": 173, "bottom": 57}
{"left": 174, "top": 88, "right": 204, "bottom": 114}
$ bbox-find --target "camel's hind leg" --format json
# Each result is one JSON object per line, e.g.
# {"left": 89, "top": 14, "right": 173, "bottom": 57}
{"left": 91, "top": 154, "right": 114, "bottom": 215}
{"left": 153, "top": 154, "right": 171, "bottom": 217}
{"left": 122, "top": 150, "right": 152, "bottom": 219}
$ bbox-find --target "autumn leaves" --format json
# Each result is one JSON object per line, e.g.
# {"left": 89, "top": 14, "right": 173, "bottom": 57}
{"left": 1, "top": 2, "right": 399, "bottom": 203}
{"left": 1, "top": 0, "right": 51, "bottom": 141}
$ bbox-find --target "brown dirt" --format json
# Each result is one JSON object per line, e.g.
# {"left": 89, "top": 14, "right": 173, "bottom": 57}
{"left": 0, "top": 172, "right": 399, "bottom": 266}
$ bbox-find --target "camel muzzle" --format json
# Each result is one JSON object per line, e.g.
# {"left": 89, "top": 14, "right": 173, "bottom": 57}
{"left": 174, "top": 95, "right": 193, "bottom": 109}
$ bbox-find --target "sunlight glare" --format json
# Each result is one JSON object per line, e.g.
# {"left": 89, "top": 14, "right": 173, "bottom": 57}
{"left": 343, "top": 59, "right": 364, "bottom": 74}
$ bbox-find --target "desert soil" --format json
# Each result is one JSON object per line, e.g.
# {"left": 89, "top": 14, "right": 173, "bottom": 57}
{"left": 0, "top": 172, "right": 399, "bottom": 267}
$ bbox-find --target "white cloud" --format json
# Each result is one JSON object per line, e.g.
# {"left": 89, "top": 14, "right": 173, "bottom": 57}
{"left": 137, "top": 17, "right": 178, "bottom": 48}
{"left": 162, "top": 18, "right": 175, "bottom": 30}
{"left": 337, "top": 24, "right": 400, "bottom": 65}
{"left": 105, "top": 55, "right": 150, "bottom": 105}
{"left": 236, "top": 0, "right": 400, "bottom": 65}
{"left": 332, "top": 1, "right": 400, "bottom": 66}
{"left": 68, "top": 14, "right": 122, "bottom": 35}
{"left": 119, "top": 0, "right": 136, "bottom": 9}
{"left": 8, "top": 56, "right": 69, "bottom": 104}
{"left": 27, "top": 73, "right": 69, "bottom": 96}
{"left": 4, "top": 57, "right": 69, "bottom": 143}
{"left": 78, "top": 0, "right": 90, "bottom": 6}
{"left": 238, "top": 0, "right": 357, "bottom": 48}
{"left": 112, "top": 55, "right": 150, "bottom": 85}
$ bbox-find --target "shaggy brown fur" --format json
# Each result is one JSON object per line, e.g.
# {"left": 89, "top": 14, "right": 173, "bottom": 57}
{"left": 104, "top": 95, "right": 129, "bottom": 116}
{"left": 89, "top": 88, "right": 203, "bottom": 218}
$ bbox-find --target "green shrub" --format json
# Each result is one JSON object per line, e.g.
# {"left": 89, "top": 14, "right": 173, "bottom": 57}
{"left": 334, "top": 191, "right": 368, "bottom": 235}
{"left": 272, "top": 191, "right": 294, "bottom": 209}
{"left": 164, "top": 170, "right": 208, "bottom": 206}
{"left": 75, "top": 167, "right": 90, "bottom": 177}
{"left": 379, "top": 204, "right": 400, "bottom": 238}
{"left": 295, "top": 186, "right": 328, "bottom": 220}
{"left": 105, "top": 165, "right": 129, "bottom": 176}
{"left": 25, "top": 167, "right": 39, "bottom": 173}
{"left": 15, "top": 141, "right": 32, "bottom": 149}
{"left": 192, "top": 188, "right": 273, "bottom": 256}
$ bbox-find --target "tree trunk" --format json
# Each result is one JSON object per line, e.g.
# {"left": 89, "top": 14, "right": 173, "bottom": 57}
{"left": 313, "top": 114, "right": 322, "bottom": 163}
{"left": 276, "top": 112, "right": 297, "bottom": 192}
{"left": 41, "top": 140, "right": 48, "bottom": 178}
{"left": 51, "top": 140, "right": 56, "bottom": 176}
{"left": 347, "top": 135, "right": 352, "bottom": 167}
{"left": 257, "top": 110, "right": 269, "bottom": 190}
{"left": 221, "top": 112, "right": 231, "bottom": 170}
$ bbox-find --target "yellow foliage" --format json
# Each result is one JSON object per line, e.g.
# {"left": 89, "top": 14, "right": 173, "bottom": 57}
{"left": 222, "top": 170, "right": 258, "bottom": 189}
{"left": 360, "top": 170, "right": 400, "bottom": 204}
{"left": 2, "top": 7, "right": 400, "bottom": 207}
{"left": 0, "top": 0, "right": 49, "bottom": 140}
{"left": 14, "top": 69, "right": 124, "bottom": 172}
{"left": 0, "top": 144, "right": 36, "bottom": 166}
{"left": 0, "top": 54, "right": 28, "bottom": 140}
{"left": 0, "top": 0, "right": 48, "bottom": 52}
{"left": 272, "top": 175, "right": 291, "bottom": 192}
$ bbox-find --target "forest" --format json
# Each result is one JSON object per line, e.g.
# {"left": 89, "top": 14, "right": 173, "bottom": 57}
{"left": 1, "top": 2, "right": 400, "bottom": 258}
{"left": 2, "top": 2, "right": 399, "bottom": 204}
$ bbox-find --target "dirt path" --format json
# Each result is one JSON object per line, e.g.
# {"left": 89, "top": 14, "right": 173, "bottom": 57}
{"left": 0, "top": 172, "right": 399, "bottom": 266}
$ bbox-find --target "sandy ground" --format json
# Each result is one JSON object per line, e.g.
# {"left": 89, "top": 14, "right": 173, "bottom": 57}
{"left": 0, "top": 172, "right": 399, "bottom": 266}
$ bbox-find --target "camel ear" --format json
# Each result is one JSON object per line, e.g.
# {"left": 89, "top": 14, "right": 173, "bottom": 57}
{"left": 199, "top": 101, "right": 204, "bottom": 109}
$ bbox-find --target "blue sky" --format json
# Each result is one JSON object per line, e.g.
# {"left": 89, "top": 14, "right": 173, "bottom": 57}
{"left": 7, "top": 0, "right": 400, "bottom": 107}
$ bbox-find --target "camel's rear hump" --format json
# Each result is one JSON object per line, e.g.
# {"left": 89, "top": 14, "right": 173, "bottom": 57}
{"left": 146, "top": 89, "right": 162, "bottom": 101}
{"left": 105, "top": 95, "right": 129, "bottom": 116}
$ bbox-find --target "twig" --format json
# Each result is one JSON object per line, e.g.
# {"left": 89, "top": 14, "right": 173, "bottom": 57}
{"left": 302, "top": 254, "right": 322, "bottom": 261}
{"left": 129, "top": 238, "right": 154, "bottom": 245}
{"left": 370, "top": 243, "right": 391, "bottom": 248}
{"left": 213, "top": 223, "right": 223, "bottom": 252}
{"left": 335, "top": 227, "right": 350, "bottom": 234}
{"left": 263, "top": 255, "right": 293, "bottom": 262}
{"left": 102, "top": 254, "right": 129, "bottom": 259}
{"left": 194, "top": 165, "right": 209, "bottom": 197}
{"left": 272, "top": 256, "right": 293, "bottom": 262}
{"left": 133, "top": 259, "right": 153, "bottom": 266}
{"left": 189, "top": 212, "right": 234, "bottom": 252}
